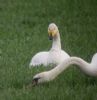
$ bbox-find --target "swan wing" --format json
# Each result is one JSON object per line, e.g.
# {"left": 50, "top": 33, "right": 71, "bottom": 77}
{"left": 29, "top": 52, "right": 49, "bottom": 68}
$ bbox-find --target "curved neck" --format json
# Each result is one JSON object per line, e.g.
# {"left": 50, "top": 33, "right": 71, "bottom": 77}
{"left": 51, "top": 32, "right": 61, "bottom": 50}
{"left": 49, "top": 57, "right": 90, "bottom": 80}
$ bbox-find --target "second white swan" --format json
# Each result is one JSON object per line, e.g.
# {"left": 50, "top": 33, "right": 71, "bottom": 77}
{"left": 32, "top": 53, "right": 97, "bottom": 85}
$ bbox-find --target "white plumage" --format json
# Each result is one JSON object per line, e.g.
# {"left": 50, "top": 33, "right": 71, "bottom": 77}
{"left": 29, "top": 52, "right": 49, "bottom": 66}
{"left": 29, "top": 23, "right": 70, "bottom": 68}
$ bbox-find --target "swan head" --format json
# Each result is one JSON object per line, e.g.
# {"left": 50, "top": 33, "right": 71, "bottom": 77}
{"left": 48, "top": 23, "right": 59, "bottom": 40}
{"left": 32, "top": 72, "right": 50, "bottom": 86}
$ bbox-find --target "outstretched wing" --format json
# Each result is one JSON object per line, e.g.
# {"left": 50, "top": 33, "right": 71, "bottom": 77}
{"left": 29, "top": 52, "right": 49, "bottom": 68}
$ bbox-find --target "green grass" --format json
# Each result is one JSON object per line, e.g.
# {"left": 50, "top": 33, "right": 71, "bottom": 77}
{"left": 0, "top": 0, "right": 97, "bottom": 99}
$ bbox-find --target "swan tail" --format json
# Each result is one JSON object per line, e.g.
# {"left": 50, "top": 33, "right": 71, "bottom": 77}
{"left": 91, "top": 53, "right": 97, "bottom": 64}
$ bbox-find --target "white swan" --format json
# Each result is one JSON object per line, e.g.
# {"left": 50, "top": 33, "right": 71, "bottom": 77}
{"left": 32, "top": 53, "right": 97, "bottom": 85}
{"left": 29, "top": 23, "right": 70, "bottom": 68}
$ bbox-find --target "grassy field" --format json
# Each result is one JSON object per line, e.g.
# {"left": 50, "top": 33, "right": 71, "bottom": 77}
{"left": 0, "top": 0, "right": 97, "bottom": 99}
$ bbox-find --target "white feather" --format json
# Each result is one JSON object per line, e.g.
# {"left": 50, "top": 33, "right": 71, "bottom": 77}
{"left": 29, "top": 52, "right": 49, "bottom": 67}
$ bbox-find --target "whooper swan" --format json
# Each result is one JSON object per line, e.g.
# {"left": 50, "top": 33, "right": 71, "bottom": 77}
{"left": 29, "top": 23, "right": 70, "bottom": 68}
{"left": 32, "top": 53, "right": 97, "bottom": 85}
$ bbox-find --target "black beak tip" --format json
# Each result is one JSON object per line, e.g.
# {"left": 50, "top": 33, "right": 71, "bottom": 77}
{"left": 48, "top": 36, "right": 53, "bottom": 40}
{"left": 32, "top": 77, "right": 40, "bottom": 86}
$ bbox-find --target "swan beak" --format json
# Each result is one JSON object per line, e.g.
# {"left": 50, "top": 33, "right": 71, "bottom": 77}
{"left": 48, "top": 31, "right": 55, "bottom": 40}
{"left": 32, "top": 77, "right": 40, "bottom": 86}
{"left": 48, "top": 34, "right": 53, "bottom": 40}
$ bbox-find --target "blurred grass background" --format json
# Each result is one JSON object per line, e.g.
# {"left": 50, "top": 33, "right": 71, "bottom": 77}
{"left": 0, "top": 0, "right": 97, "bottom": 100}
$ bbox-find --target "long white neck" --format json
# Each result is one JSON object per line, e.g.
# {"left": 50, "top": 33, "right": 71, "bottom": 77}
{"left": 48, "top": 57, "right": 93, "bottom": 80}
{"left": 51, "top": 32, "right": 61, "bottom": 50}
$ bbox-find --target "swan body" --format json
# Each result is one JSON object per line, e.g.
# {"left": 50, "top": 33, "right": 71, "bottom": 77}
{"left": 29, "top": 23, "right": 70, "bottom": 68}
{"left": 32, "top": 53, "right": 97, "bottom": 85}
